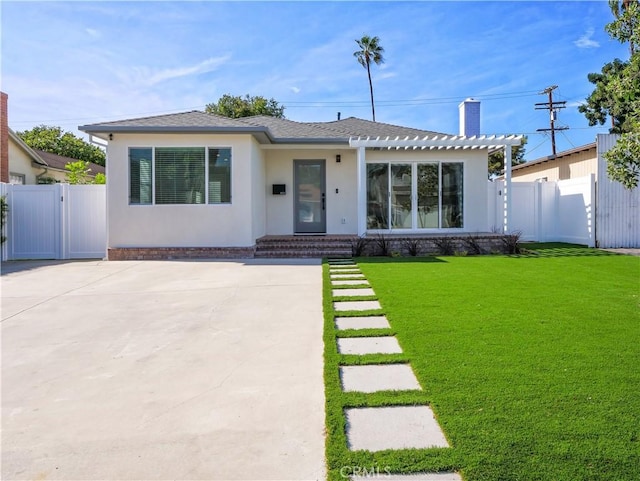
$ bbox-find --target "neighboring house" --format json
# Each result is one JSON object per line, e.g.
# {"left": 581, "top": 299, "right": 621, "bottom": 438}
{"left": 500, "top": 143, "right": 597, "bottom": 182}
{"left": 1, "top": 91, "right": 105, "bottom": 184}
{"left": 79, "top": 99, "right": 522, "bottom": 259}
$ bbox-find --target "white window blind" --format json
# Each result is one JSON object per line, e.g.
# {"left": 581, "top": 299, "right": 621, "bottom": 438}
{"left": 155, "top": 148, "right": 205, "bottom": 204}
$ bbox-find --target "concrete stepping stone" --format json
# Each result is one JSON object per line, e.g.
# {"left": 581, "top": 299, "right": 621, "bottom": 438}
{"left": 337, "top": 336, "right": 401, "bottom": 354}
{"left": 331, "top": 280, "right": 370, "bottom": 286}
{"left": 332, "top": 288, "right": 375, "bottom": 297}
{"left": 340, "top": 364, "right": 421, "bottom": 392}
{"left": 345, "top": 405, "right": 449, "bottom": 451}
{"left": 331, "top": 273, "right": 365, "bottom": 279}
{"left": 330, "top": 268, "right": 361, "bottom": 273}
{"left": 334, "top": 300, "right": 381, "bottom": 311}
{"left": 328, "top": 261, "right": 356, "bottom": 265}
{"left": 351, "top": 473, "right": 462, "bottom": 481}
{"left": 335, "top": 316, "right": 390, "bottom": 330}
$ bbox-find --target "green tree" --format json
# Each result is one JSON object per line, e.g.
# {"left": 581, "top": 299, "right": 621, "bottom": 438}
{"left": 488, "top": 136, "right": 528, "bottom": 178}
{"left": 17, "top": 125, "right": 106, "bottom": 167}
{"left": 354, "top": 35, "right": 385, "bottom": 122}
{"left": 65, "top": 160, "right": 92, "bottom": 185}
{"left": 205, "top": 94, "right": 285, "bottom": 119}
{"left": 578, "top": 58, "right": 632, "bottom": 133}
{"left": 607, "top": 0, "right": 640, "bottom": 54}
{"left": 585, "top": 0, "right": 640, "bottom": 188}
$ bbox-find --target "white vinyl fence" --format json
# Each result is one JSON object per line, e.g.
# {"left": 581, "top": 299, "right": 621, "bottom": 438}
{"left": 489, "top": 175, "right": 596, "bottom": 247}
{"left": 595, "top": 134, "right": 640, "bottom": 248}
{"left": 1, "top": 183, "right": 106, "bottom": 261}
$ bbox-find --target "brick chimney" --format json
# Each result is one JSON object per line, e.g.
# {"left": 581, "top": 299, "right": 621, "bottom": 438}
{"left": 459, "top": 98, "right": 480, "bottom": 137}
{"left": 1, "top": 92, "right": 8, "bottom": 183}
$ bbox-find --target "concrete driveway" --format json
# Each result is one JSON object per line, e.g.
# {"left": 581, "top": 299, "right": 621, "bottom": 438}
{"left": 1, "top": 259, "right": 325, "bottom": 480}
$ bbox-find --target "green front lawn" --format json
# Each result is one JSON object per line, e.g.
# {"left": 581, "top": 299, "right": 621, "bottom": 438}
{"left": 324, "top": 245, "right": 640, "bottom": 481}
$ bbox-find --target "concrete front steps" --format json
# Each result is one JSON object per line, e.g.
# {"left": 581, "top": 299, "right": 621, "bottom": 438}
{"left": 255, "top": 235, "right": 355, "bottom": 258}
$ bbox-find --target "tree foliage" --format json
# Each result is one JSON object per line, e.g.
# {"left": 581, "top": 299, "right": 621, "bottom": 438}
{"left": 488, "top": 136, "right": 528, "bottom": 178}
{"left": 17, "top": 125, "right": 106, "bottom": 167}
{"left": 604, "top": 132, "right": 640, "bottom": 189}
{"left": 577, "top": 58, "right": 633, "bottom": 133}
{"left": 205, "top": 94, "right": 285, "bottom": 119}
{"left": 354, "top": 35, "right": 385, "bottom": 122}
{"left": 607, "top": 0, "right": 640, "bottom": 54}
{"left": 584, "top": 0, "right": 640, "bottom": 188}
{"left": 64, "top": 160, "right": 105, "bottom": 185}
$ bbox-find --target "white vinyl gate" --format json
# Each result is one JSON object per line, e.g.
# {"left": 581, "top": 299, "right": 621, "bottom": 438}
{"left": 1, "top": 183, "right": 106, "bottom": 260}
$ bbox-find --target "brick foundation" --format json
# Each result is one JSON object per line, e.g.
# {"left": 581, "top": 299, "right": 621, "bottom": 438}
{"left": 108, "top": 246, "right": 256, "bottom": 261}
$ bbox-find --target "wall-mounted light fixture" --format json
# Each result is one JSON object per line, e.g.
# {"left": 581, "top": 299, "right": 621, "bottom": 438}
{"left": 108, "top": 133, "right": 113, "bottom": 141}
{"left": 336, "top": 154, "right": 341, "bottom": 163}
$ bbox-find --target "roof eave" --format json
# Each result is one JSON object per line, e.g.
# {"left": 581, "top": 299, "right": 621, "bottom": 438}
{"left": 77, "top": 125, "right": 275, "bottom": 144}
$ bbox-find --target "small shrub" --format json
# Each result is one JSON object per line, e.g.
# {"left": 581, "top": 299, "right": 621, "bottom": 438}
{"left": 501, "top": 230, "right": 523, "bottom": 254}
{"left": 0, "top": 195, "right": 7, "bottom": 245}
{"left": 433, "top": 236, "right": 455, "bottom": 256}
{"left": 403, "top": 238, "right": 421, "bottom": 256}
{"left": 351, "top": 236, "right": 368, "bottom": 257}
{"left": 375, "top": 233, "right": 391, "bottom": 256}
{"left": 454, "top": 250, "right": 468, "bottom": 257}
{"left": 463, "top": 235, "right": 484, "bottom": 255}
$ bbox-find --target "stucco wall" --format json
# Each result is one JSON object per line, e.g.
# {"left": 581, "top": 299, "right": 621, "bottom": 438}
{"left": 106, "top": 133, "right": 259, "bottom": 248}
{"left": 364, "top": 149, "right": 490, "bottom": 233}
{"left": 264, "top": 149, "right": 358, "bottom": 235}
{"left": 8, "top": 139, "right": 40, "bottom": 184}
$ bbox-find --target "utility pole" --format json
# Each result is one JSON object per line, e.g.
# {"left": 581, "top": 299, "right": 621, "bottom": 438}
{"left": 535, "top": 85, "right": 568, "bottom": 157}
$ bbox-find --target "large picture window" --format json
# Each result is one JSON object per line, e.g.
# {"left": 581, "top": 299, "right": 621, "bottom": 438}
{"left": 366, "top": 161, "right": 463, "bottom": 230}
{"left": 128, "top": 147, "right": 231, "bottom": 205}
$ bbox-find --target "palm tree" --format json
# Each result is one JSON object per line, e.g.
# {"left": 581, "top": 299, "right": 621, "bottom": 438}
{"left": 354, "top": 35, "right": 385, "bottom": 122}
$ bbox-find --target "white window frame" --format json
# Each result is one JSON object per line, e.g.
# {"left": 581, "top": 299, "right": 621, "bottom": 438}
{"left": 128, "top": 146, "right": 233, "bottom": 206}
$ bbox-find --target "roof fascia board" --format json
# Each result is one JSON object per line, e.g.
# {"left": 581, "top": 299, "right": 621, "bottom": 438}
{"left": 8, "top": 129, "right": 47, "bottom": 166}
{"left": 78, "top": 125, "right": 274, "bottom": 144}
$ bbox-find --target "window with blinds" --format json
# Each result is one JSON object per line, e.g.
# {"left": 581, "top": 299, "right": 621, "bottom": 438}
{"left": 129, "top": 148, "right": 152, "bottom": 204}
{"left": 155, "top": 148, "right": 205, "bottom": 204}
{"left": 128, "top": 147, "right": 231, "bottom": 205}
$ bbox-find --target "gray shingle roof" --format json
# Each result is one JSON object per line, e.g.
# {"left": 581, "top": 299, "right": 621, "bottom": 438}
{"left": 79, "top": 111, "right": 447, "bottom": 144}
{"left": 35, "top": 150, "right": 105, "bottom": 175}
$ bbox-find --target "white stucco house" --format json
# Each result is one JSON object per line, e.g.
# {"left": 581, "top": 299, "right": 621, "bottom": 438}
{"left": 79, "top": 100, "right": 522, "bottom": 259}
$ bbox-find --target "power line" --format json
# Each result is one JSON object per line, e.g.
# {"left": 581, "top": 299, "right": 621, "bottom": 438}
{"left": 9, "top": 89, "right": 543, "bottom": 125}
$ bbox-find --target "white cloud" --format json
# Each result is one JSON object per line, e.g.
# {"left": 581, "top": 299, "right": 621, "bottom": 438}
{"left": 290, "top": 86, "right": 301, "bottom": 94}
{"left": 85, "top": 28, "right": 101, "bottom": 38}
{"left": 124, "top": 55, "right": 232, "bottom": 87}
{"left": 574, "top": 28, "right": 599, "bottom": 49}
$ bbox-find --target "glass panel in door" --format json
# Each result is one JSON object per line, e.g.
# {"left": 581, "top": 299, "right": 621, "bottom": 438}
{"left": 442, "top": 163, "right": 464, "bottom": 228}
{"left": 366, "top": 163, "right": 388, "bottom": 229}
{"left": 294, "top": 160, "right": 326, "bottom": 233}
{"left": 417, "top": 163, "right": 439, "bottom": 228}
{"left": 391, "top": 164, "right": 412, "bottom": 229}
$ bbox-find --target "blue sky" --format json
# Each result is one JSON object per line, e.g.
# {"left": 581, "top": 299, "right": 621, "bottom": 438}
{"left": 1, "top": 1, "right": 629, "bottom": 160}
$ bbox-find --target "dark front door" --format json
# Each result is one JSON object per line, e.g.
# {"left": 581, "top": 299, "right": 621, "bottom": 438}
{"left": 294, "top": 159, "right": 326, "bottom": 233}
